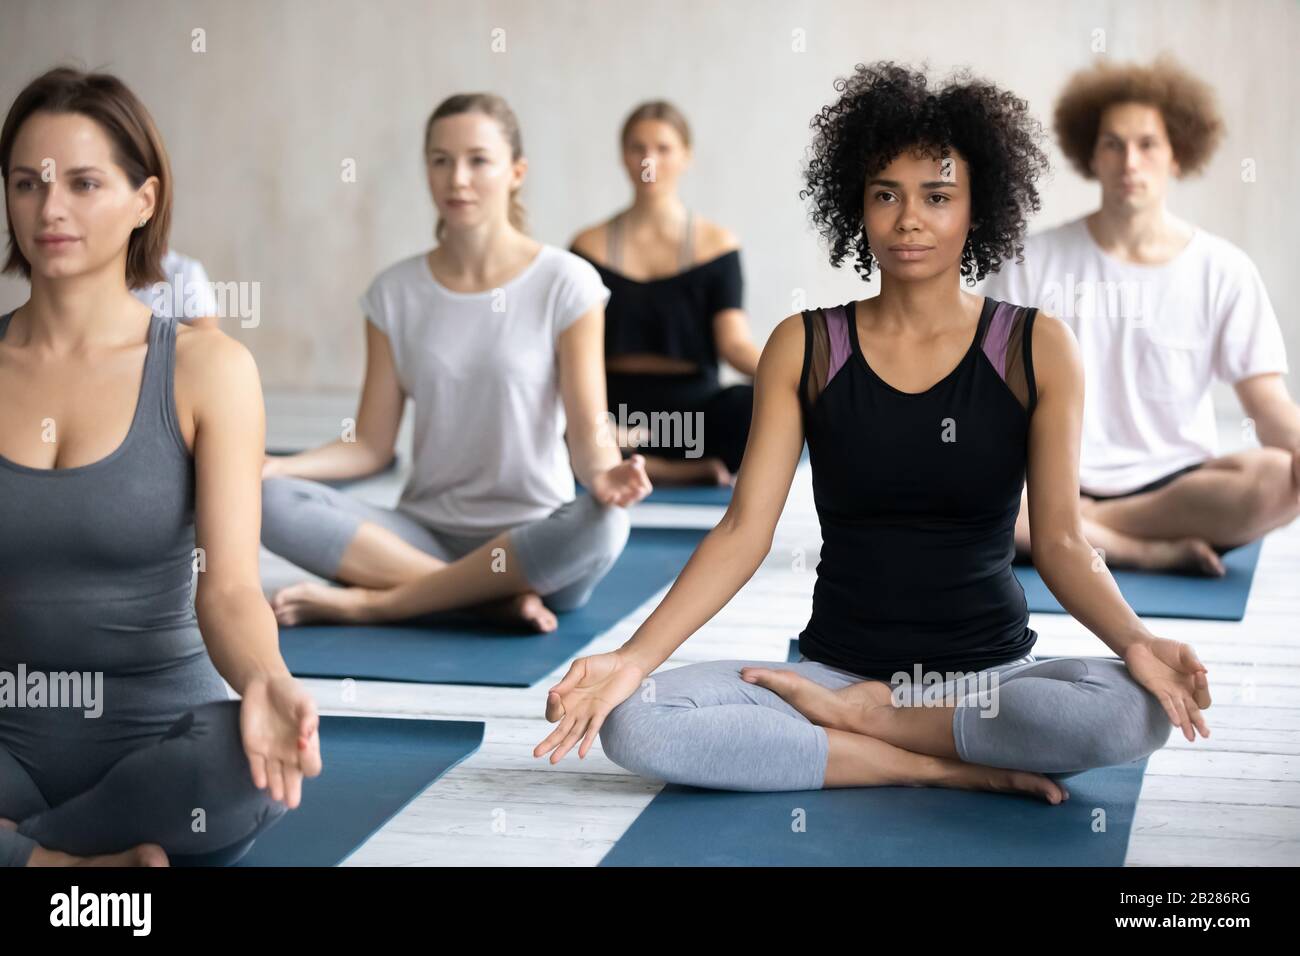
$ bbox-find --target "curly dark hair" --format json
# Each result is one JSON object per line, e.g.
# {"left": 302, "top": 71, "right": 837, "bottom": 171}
{"left": 1053, "top": 54, "right": 1223, "bottom": 179}
{"left": 799, "top": 61, "right": 1049, "bottom": 285}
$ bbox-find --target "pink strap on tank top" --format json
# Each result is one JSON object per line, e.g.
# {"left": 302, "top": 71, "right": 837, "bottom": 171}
{"left": 980, "top": 301, "right": 1018, "bottom": 382}
{"left": 825, "top": 305, "right": 852, "bottom": 385}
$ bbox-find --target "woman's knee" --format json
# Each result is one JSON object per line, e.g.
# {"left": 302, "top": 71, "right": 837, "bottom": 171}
{"left": 529, "top": 501, "right": 630, "bottom": 610}
{"left": 1075, "top": 666, "right": 1172, "bottom": 767}
{"left": 164, "top": 701, "right": 288, "bottom": 831}
{"left": 260, "top": 476, "right": 308, "bottom": 549}
{"left": 597, "top": 695, "right": 659, "bottom": 777}
{"left": 578, "top": 495, "right": 632, "bottom": 563}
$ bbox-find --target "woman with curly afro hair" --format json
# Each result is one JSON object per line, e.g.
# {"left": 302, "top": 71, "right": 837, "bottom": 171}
{"left": 984, "top": 54, "right": 1299, "bottom": 578}
{"left": 538, "top": 63, "right": 1210, "bottom": 804}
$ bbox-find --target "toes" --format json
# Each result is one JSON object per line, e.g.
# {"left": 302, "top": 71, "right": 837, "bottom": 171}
{"left": 142, "top": 844, "right": 169, "bottom": 867}
{"left": 1043, "top": 776, "right": 1068, "bottom": 804}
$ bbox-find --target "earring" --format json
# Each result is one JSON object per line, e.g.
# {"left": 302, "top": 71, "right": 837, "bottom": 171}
{"left": 137, "top": 219, "right": 147, "bottom": 228}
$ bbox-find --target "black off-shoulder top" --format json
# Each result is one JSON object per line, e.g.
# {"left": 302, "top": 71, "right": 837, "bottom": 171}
{"left": 569, "top": 213, "right": 744, "bottom": 369}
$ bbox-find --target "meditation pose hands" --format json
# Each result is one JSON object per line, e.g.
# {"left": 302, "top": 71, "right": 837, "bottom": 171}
{"left": 1122, "top": 637, "right": 1212, "bottom": 743}
{"left": 535, "top": 651, "right": 648, "bottom": 762}
{"left": 239, "top": 673, "right": 323, "bottom": 808}
{"left": 588, "top": 452, "right": 653, "bottom": 507}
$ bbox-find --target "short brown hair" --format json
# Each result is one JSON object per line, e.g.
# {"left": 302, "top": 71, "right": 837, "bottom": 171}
{"left": 424, "top": 93, "right": 527, "bottom": 241}
{"left": 0, "top": 66, "right": 172, "bottom": 288}
{"left": 1053, "top": 54, "right": 1224, "bottom": 179}
{"left": 620, "top": 100, "right": 691, "bottom": 151}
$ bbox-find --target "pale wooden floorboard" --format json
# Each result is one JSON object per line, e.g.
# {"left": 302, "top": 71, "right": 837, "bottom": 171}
{"left": 262, "top": 391, "right": 1300, "bottom": 866}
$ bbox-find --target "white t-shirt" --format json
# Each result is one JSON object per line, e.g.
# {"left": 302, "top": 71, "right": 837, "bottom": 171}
{"left": 981, "top": 216, "right": 1288, "bottom": 495}
{"left": 132, "top": 249, "right": 219, "bottom": 323}
{"left": 360, "top": 244, "right": 611, "bottom": 535}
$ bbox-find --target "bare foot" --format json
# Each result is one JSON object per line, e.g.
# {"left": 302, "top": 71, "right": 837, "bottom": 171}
{"left": 744, "top": 675, "right": 1072, "bottom": 804}
{"left": 473, "top": 592, "right": 558, "bottom": 633}
{"left": 271, "top": 581, "right": 370, "bottom": 626}
{"left": 937, "top": 761, "right": 1071, "bottom": 805}
{"left": 28, "top": 842, "right": 170, "bottom": 867}
{"left": 1136, "top": 537, "right": 1226, "bottom": 576}
{"left": 741, "top": 667, "right": 894, "bottom": 733}
{"left": 706, "top": 458, "right": 735, "bottom": 487}
{"left": 642, "top": 455, "right": 734, "bottom": 487}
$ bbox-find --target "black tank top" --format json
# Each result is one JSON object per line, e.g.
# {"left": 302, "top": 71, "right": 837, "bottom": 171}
{"left": 796, "top": 297, "right": 1039, "bottom": 679}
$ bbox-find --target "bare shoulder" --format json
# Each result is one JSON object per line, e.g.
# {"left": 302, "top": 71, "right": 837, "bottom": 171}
{"left": 1028, "top": 310, "right": 1082, "bottom": 391}
{"left": 757, "top": 312, "right": 807, "bottom": 382}
{"left": 1029, "top": 309, "right": 1077, "bottom": 353}
{"left": 568, "top": 222, "right": 610, "bottom": 263}
{"left": 695, "top": 217, "right": 741, "bottom": 259}
{"left": 175, "top": 323, "right": 260, "bottom": 395}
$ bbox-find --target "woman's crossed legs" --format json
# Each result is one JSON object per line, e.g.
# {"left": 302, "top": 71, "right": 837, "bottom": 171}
{"left": 598, "top": 655, "right": 1170, "bottom": 803}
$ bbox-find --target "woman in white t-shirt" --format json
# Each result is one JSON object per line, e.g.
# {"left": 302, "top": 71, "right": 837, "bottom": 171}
{"left": 261, "top": 93, "right": 651, "bottom": 631}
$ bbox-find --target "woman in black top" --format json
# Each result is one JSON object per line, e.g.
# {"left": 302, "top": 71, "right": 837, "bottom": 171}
{"left": 536, "top": 64, "right": 1212, "bottom": 801}
{"left": 570, "top": 101, "right": 761, "bottom": 486}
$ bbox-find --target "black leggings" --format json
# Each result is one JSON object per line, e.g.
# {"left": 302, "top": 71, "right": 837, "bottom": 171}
{"left": 606, "top": 370, "right": 753, "bottom": 474}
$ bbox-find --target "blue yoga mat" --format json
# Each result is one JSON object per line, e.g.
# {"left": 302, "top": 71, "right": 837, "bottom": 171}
{"left": 238, "top": 716, "right": 483, "bottom": 867}
{"left": 599, "top": 637, "right": 1148, "bottom": 866}
{"left": 1013, "top": 538, "right": 1263, "bottom": 621}
{"left": 278, "top": 526, "right": 706, "bottom": 686}
{"left": 637, "top": 483, "right": 735, "bottom": 506}
{"left": 599, "top": 756, "right": 1148, "bottom": 866}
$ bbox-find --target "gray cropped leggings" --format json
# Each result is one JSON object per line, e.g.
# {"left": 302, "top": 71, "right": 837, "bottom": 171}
{"left": 261, "top": 477, "right": 631, "bottom": 612}
{"left": 599, "top": 654, "right": 1172, "bottom": 791}
{"left": 1, "top": 700, "right": 286, "bottom": 867}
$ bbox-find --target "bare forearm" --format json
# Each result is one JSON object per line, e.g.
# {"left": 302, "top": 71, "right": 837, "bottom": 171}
{"left": 267, "top": 437, "right": 391, "bottom": 482}
{"left": 619, "top": 523, "right": 770, "bottom": 674}
{"left": 726, "top": 342, "right": 761, "bottom": 378}
{"left": 196, "top": 584, "right": 292, "bottom": 693}
{"left": 1033, "top": 534, "right": 1153, "bottom": 656}
{"left": 1253, "top": 402, "right": 1300, "bottom": 451}
{"left": 569, "top": 414, "right": 624, "bottom": 489}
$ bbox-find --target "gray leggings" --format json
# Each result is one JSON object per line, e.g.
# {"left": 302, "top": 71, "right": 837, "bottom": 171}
{"left": 261, "top": 478, "right": 631, "bottom": 612}
{"left": 1, "top": 700, "right": 286, "bottom": 867}
{"left": 599, "top": 654, "right": 1172, "bottom": 791}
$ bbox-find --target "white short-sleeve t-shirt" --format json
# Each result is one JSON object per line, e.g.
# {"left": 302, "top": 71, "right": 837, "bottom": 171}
{"left": 981, "top": 216, "right": 1288, "bottom": 495}
{"left": 360, "top": 244, "right": 611, "bottom": 535}
{"left": 132, "top": 249, "right": 219, "bottom": 324}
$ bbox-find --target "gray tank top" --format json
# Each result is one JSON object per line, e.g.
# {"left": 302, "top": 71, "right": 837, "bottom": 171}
{"left": 0, "top": 310, "right": 212, "bottom": 678}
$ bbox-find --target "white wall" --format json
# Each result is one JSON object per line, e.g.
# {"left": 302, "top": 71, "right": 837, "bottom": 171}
{"left": 2, "top": 0, "right": 1296, "bottom": 399}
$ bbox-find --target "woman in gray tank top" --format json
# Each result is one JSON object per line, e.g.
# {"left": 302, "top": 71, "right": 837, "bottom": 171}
{"left": 0, "top": 68, "right": 320, "bottom": 866}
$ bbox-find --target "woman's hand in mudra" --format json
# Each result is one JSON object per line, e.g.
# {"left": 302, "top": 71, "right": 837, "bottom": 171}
{"left": 240, "top": 673, "right": 323, "bottom": 808}
{"left": 535, "top": 651, "right": 648, "bottom": 763}
{"left": 589, "top": 453, "right": 652, "bottom": 507}
{"left": 1123, "top": 636, "right": 1212, "bottom": 743}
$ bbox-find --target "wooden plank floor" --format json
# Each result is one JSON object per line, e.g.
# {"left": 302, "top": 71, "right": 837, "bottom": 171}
{"left": 261, "top": 392, "right": 1300, "bottom": 866}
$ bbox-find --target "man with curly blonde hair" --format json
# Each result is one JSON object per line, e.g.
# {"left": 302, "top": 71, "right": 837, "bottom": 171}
{"left": 984, "top": 54, "right": 1299, "bottom": 576}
